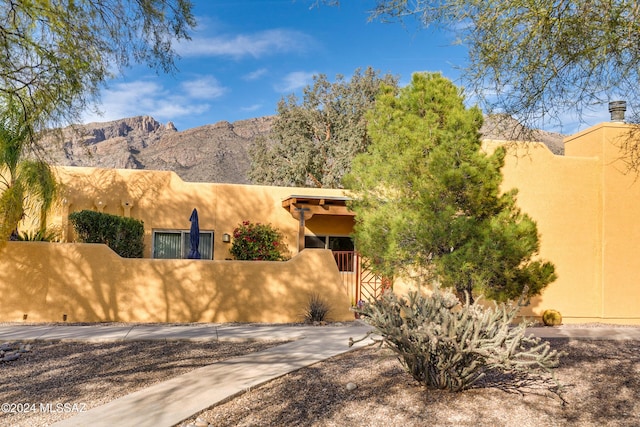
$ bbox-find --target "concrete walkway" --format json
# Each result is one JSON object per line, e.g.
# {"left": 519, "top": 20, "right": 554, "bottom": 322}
{"left": 0, "top": 323, "right": 375, "bottom": 427}
{"left": 0, "top": 322, "right": 638, "bottom": 427}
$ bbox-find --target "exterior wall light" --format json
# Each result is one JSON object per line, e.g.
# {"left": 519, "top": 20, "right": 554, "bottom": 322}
{"left": 222, "top": 233, "right": 231, "bottom": 243}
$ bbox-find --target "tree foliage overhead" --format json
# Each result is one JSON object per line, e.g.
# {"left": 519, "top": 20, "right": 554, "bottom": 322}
{"left": 249, "top": 67, "right": 398, "bottom": 188}
{"left": 345, "top": 72, "right": 556, "bottom": 302}
{"left": 324, "top": 0, "right": 640, "bottom": 130}
{"left": 0, "top": 0, "right": 195, "bottom": 129}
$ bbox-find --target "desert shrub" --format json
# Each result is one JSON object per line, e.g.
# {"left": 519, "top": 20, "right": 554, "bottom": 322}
{"left": 303, "top": 293, "right": 331, "bottom": 323}
{"left": 352, "top": 288, "right": 561, "bottom": 392}
{"left": 230, "top": 220, "right": 289, "bottom": 261}
{"left": 69, "top": 210, "right": 144, "bottom": 258}
{"left": 542, "top": 309, "right": 563, "bottom": 326}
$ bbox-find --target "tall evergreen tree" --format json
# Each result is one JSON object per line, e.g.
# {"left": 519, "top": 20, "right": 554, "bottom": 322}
{"left": 345, "top": 72, "right": 556, "bottom": 302}
{"left": 249, "top": 67, "right": 398, "bottom": 188}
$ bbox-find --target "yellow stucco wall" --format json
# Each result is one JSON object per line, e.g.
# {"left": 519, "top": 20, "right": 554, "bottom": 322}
{"left": 494, "top": 122, "right": 640, "bottom": 324}
{"left": 492, "top": 142, "right": 604, "bottom": 322}
{"left": 0, "top": 243, "right": 352, "bottom": 323}
{"left": 565, "top": 124, "right": 640, "bottom": 322}
{"left": 51, "top": 167, "right": 351, "bottom": 259}
{"left": 4, "top": 167, "right": 359, "bottom": 323}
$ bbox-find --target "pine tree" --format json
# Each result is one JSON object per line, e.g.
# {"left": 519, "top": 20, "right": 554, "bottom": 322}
{"left": 345, "top": 72, "right": 556, "bottom": 302}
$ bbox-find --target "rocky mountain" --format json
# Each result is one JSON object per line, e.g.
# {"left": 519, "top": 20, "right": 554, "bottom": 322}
{"left": 480, "top": 114, "right": 565, "bottom": 155}
{"left": 39, "top": 115, "right": 274, "bottom": 184}
{"left": 37, "top": 114, "right": 564, "bottom": 184}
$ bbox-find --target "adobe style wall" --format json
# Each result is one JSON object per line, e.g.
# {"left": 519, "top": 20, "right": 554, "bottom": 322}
{"left": 51, "top": 167, "right": 354, "bottom": 259}
{"left": 494, "top": 122, "right": 640, "bottom": 324}
{"left": 2, "top": 170, "right": 356, "bottom": 323}
{"left": 0, "top": 243, "right": 352, "bottom": 323}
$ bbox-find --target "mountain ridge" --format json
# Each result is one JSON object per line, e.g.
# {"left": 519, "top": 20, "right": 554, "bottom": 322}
{"left": 37, "top": 114, "right": 564, "bottom": 184}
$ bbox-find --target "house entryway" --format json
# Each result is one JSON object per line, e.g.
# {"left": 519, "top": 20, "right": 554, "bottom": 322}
{"left": 332, "top": 251, "right": 391, "bottom": 306}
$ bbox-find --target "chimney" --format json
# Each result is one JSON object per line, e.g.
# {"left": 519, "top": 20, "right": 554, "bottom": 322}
{"left": 609, "top": 101, "right": 627, "bottom": 122}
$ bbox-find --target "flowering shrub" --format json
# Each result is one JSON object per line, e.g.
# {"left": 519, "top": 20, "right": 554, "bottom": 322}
{"left": 230, "top": 220, "right": 290, "bottom": 261}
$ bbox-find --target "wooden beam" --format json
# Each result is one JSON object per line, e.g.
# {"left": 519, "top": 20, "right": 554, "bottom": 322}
{"left": 288, "top": 204, "right": 353, "bottom": 217}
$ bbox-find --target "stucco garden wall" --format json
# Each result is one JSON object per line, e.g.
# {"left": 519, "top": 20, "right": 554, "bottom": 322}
{"left": 0, "top": 243, "right": 352, "bottom": 323}
{"left": 492, "top": 142, "right": 605, "bottom": 322}
{"left": 565, "top": 123, "right": 640, "bottom": 322}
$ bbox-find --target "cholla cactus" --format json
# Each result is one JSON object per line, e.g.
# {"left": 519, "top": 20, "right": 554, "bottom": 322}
{"left": 352, "top": 287, "right": 561, "bottom": 392}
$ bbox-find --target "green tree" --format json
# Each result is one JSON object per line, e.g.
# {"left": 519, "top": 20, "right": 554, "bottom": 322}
{"left": 321, "top": 0, "right": 640, "bottom": 130}
{"left": 345, "top": 72, "right": 556, "bottom": 303}
{"left": 0, "top": 0, "right": 194, "bottom": 130}
{"left": 0, "top": 105, "right": 57, "bottom": 242}
{"left": 249, "top": 67, "right": 398, "bottom": 188}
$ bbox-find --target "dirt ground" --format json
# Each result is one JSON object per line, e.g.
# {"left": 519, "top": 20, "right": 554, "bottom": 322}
{"left": 1, "top": 335, "right": 639, "bottom": 427}
{"left": 179, "top": 338, "right": 640, "bottom": 427}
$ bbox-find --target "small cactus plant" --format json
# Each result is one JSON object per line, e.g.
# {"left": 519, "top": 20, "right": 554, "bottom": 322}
{"left": 542, "top": 309, "right": 562, "bottom": 326}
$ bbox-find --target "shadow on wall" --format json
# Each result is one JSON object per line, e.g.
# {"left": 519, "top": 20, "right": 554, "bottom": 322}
{"left": 0, "top": 242, "right": 351, "bottom": 323}
{"left": 55, "top": 167, "right": 306, "bottom": 259}
{"left": 58, "top": 167, "right": 173, "bottom": 216}
{"left": 1, "top": 243, "right": 127, "bottom": 322}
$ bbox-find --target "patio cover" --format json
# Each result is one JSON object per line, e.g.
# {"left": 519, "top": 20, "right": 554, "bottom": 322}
{"left": 282, "top": 195, "right": 354, "bottom": 253}
{"left": 281, "top": 195, "right": 354, "bottom": 220}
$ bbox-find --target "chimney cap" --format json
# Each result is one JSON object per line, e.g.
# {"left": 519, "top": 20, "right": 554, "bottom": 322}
{"left": 609, "top": 100, "right": 627, "bottom": 122}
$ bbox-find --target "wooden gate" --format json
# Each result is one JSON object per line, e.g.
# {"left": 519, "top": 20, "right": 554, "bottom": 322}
{"left": 332, "top": 251, "right": 391, "bottom": 306}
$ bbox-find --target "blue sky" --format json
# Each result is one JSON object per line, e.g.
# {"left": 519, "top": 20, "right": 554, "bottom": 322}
{"left": 81, "top": 0, "right": 468, "bottom": 130}
{"left": 81, "top": 0, "right": 605, "bottom": 133}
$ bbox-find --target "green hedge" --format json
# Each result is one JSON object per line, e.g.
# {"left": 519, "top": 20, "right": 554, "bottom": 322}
{"left": 68, "top": 210, "right": 144, "bottom": 258}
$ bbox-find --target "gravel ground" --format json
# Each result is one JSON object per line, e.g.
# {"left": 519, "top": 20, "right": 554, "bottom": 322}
{"left": 1, "top": 325, "right": 639, "bottom": 427}
{"left": 178, "top": 338, "right": 640, "bottom": 427}
{"left": 0, "top": 340, "right": 284, "bottom": 427}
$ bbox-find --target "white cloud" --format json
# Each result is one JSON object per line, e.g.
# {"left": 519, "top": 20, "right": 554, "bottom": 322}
{"left": 243, "top": 68, "right": 268, "bottom": 81}
{"left": 81, "top": 79, "right": 214, "bottom": 124}
{"left": 274, "top": 71, "right": 317, "bottom": 93}
{"left": 177, "top": 29, "right": 314, "bottom": 59}
{"left": 241, "top": 104, "right": 263, "bottom": 112}
{"left": 180, "top": 76, "right": 227, "bottom": 99}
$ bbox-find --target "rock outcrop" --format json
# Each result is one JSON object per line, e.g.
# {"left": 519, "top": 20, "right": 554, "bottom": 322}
{"left": 38, "top": 115, "right": 275, "bottom": 184}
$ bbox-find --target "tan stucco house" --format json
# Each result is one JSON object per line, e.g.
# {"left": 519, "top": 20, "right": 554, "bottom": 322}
{"left": 2, "top": 113, "right": 640, "bottom": 324}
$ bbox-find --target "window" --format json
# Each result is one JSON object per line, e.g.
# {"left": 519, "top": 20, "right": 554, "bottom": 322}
{"left": 153, "top": 230, "right": 214, "bottom": 259}
{"left": 304, "top": 235, "right": 327, "bottom": 249}
{"left": 304, "top": 235, "right": 355, "bottom": 272}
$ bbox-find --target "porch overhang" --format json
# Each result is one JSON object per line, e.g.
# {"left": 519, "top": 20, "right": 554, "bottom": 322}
{"left": 282, "top": 195, "right": 355, "bottom": 219}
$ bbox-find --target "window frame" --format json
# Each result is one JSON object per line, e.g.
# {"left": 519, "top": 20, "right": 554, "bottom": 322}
{"left": 152, "top": 229, "right": 214, "bottom": 260}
